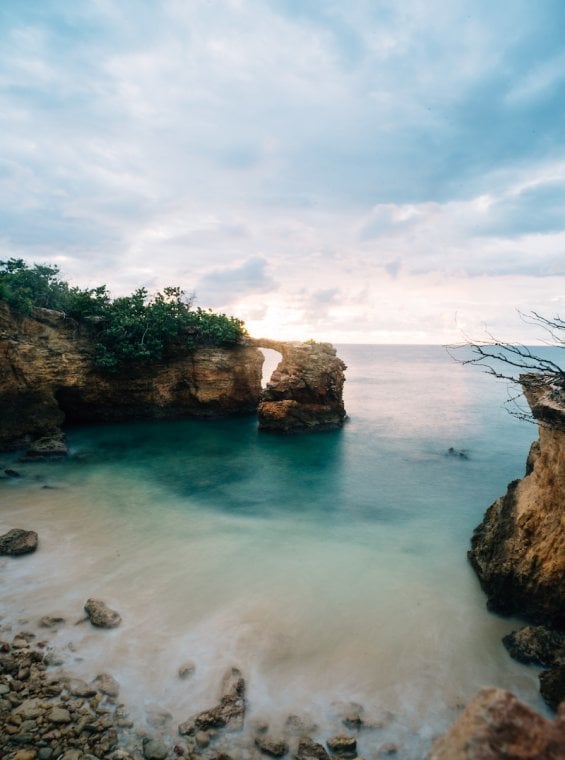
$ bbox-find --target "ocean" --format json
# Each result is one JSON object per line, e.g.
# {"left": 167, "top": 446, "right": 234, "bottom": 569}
{"left": 0, "top": 345, "right": 550, "bottom": 757}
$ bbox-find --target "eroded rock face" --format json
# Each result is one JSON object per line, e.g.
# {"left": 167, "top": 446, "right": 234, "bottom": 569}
{"left": 468, "top": 382, "right": 565, "bottom": 629}
{"left": 255, "top": 340, "right": 346, "bottom": 433}
{"left": 0, "top": 301, "right": 264, "bottom": 451}
{"left": 0, "top": 528, "right": 38, "bottom": 555}
{"left": 427, "top": 687, "right": 565, "bottom": 760}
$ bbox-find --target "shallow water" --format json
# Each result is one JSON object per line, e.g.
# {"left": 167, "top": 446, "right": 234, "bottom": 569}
{"left": 0, "top": 345, "right": 551, "bottom": 756}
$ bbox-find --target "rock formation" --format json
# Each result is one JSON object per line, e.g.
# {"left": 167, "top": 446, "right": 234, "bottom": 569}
{"left": 427, "top": 687, "right": 565, "bottom": 759}
{"left": 0, "top": 528, "right": 38, "bottom": 555}
{"left": 468, "top": 380, "right": 565, "bottom": 629}
{"left": 0, "top": 302, "right": 347, "bottom": 449}
{"left": 254, "top": 339, "right": 347, "bottom": 433}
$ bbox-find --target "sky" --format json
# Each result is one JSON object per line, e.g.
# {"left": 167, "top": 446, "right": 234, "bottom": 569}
{"left": 1, "top": 0, "right": 565, "bottom": 343}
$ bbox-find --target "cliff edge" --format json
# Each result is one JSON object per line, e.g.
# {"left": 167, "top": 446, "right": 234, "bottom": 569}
{"left": 468, "top": 378, "right": 565, "bottom": 629}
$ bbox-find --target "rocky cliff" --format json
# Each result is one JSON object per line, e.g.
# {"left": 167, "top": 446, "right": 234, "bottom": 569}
{"left": 0, "top": 303, "right": 348, "bottom": 451}
{"left": 253, "top": 339, "right": 347, "bottom": 433}
{"left": 468, "top": 379, "right": 565, "bottom": 629}
{"left": 0, "top": 301, "right": 264, "bottom": 451}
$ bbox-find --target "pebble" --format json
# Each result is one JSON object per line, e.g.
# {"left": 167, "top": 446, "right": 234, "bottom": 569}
{"left": 47, "top": 706, "right": 72, "bottom": 723}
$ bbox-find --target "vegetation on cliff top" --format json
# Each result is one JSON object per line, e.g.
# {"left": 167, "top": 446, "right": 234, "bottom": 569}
{"left": 0, "top": 258, "right": 246, "bottom": 372}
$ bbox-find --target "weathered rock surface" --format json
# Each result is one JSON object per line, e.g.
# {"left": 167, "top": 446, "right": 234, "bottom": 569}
{"left": 427, "top": 687, "right": 565, "bottom": 759}
{"left": 468, "top": 380, "right": 565, "bottom": 628}
{"left": 0, "top": 528, "right": 38, "bottom": 556}
{"left": 326, "top": 735, "right": 356, "bottom": 756}
{"left": 540, "top": 664, "right": 565, "bottom": 711}
{"left": 295, "top": 737, "right": 330, "bottom": 760}
{"left": 84, "top": 598, "right": 122, "bottom": 628}
{"left": 179, "top": 666, "right": 246, "bottom": 734}
{"left": 0, "top": 301, "right": 264, "bottom": 451}
{"left": 503, "top": 625, "right": 565, "bottom": 667}
{"left": 255, "top": 734, "right": 289, "bottom": 757}
{"left": 255, "top": 340, "right": 346, "bottom": 433}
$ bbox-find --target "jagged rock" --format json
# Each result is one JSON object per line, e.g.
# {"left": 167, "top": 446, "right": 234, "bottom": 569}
{"left": 255, "top": 340, "right": 346, "bottom": 433}
{"left": 294, "top": 737, "right": 330, "bottom": 760}
{"left": 426, "top": 687, "right": 565, "bottom": 759}
{"left": 84, "top": 598, "right": 122, "bottom": 629}
{"left": 180, "top": 667, "right": 246, "bottom": 734}
{"left": 326, "top": 736, "right": 356, "bottom": 756}
{"left": 255, "top": 735, "right": 289, "bottom": 757}
{"left": 502, "top": 625, "right": 565, "bottom": 667}
{"left": 93, "top": 672, "right": 120, "bottom": 698}
{"left": 0, "top": 529, "right": 38, "bottom": 556}
{"left": 468, "top": 382, "right": 565, "bottom": 628}
{"left": 540, "top": 664, "right": 565, "bottom": 711}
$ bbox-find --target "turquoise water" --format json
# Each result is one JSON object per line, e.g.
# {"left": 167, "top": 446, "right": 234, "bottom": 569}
{"left": 0, "top": 345, "right": 549, "bottom": 756}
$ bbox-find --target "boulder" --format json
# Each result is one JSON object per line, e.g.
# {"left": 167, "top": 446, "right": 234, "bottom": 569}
{"left": 427, "top": 687, "right": 565, "bottom": 759}
{"left": 84, "top": 598, "right": 122, "bottom": 629}
{"left": 326, "top": 736, "right": 356, "bottom": 756}
{"left": 93, "top": 672, "right": 120, "bottom": 698}
{"left": 502, "top": 625, "right": 565, "bottom": 667}
{"left": 0, "top": 528, "right": 38, "bottom": 556}
{"left": 294, "top": 737, "right": 330, "bottom": 760}
{"left": 540, "top": 664, "right": 565, "bottom": 711}
{"left": 255, "top": 735, "right": 289, "bottom": 757}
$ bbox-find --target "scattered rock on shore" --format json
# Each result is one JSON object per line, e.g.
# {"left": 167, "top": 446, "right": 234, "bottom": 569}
{"left": 0, "top": 528, "right": 38, "bottom": 556}
{"left": 84, "top": 598, "right": 122, "bottom": 628}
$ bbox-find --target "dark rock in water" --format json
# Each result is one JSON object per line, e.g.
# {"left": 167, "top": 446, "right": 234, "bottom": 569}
{"left": 38, "top": 615, "right": 65, "bottom": 628}
{"left": 20, "top": 433, "right": 68, "bottom": 461}
{"left": 326, "top": 735, "right": 357, "bottom": 756}
{"left": 0, "top": 528, "right": 38, "bottom": 556}
{"left": 377, "top": 743, "right": 400, "bottom": 756}
{"left": 539, "top": 664, "right": 565, "bottom": 711}
{"left": 255, "top": 735, "right": 289, "bottom": 757}
{"left": 180, "top": 667, "right": 246, "bottom": 734}
{"left": 427, "top": 686, "right": 565, "bottom": 759}
{"left": 178, "top": 660, "right": 196, "bottom": 679}
{"left": 4, "top": 468, "right": 22, "bottom": 478}
{"left": 502, "top": 625, "right": 565, "bottom": 667}
{"left": 294, "top": 737, "right": 330, "bottom": 760}
{"left": 84, "top": 598, "right": 121, "bottom": 629}
{"left": 446, "top": 447, "right": 468, "bottom": 459}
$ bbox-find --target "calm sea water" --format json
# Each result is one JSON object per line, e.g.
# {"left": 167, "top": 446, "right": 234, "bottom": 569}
{"left": 0, "top": 345, "right": 551, "bottom": 756}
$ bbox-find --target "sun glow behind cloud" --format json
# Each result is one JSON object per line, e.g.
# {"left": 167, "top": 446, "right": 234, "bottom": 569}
{"left": 1, "top": 0, "right": 565, "bottom": 343}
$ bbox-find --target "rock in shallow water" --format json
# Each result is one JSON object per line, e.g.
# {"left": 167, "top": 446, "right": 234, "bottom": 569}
{"left": 539, "top": 664, "right": 565, "bottom": 711}
{"left": 0, "top": 528, "right": 38, "bottom": 556}
{"left": 84, "top": 598, "right": 122, "bottom": 628}
{"left": 502, "top": 625, "right": 565, "bottom": 667}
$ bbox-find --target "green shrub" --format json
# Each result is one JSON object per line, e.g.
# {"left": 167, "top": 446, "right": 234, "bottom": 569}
{"left": 0, "top": 258, "right": 247, "bottom": 371}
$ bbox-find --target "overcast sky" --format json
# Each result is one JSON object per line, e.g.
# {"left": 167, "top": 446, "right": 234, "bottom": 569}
{"left": 2, "top": 0, "right": 565, "bottom": 342}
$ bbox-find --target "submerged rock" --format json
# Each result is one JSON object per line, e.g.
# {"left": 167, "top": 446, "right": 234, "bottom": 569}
{"left": 178, "top": 660, "right": 196, "bottom": 679}
{"left": 255, "top": 735, "right": 289, "bottom": 757}
{"left": 21, "top": 433, "right": 68, "bottom": 461}
{"left": 427, "top": 687, "right": 565, "bottom": 759}
{"left": 294, "top": 737, "right": 330, "bottom": 760}
{"left": 84, "top": 598, "right": 122, "bottom": 629}
{"left": 0, "top": 528, "right": 38, "bottom": 556}
{"left": 179, "top": 667, "right": 246, "bottom": 734}
{"left": 502, "top": 625, "right": 565, "bottom": 667}
{"left": 93, "top": 672, "right": 120, "bottom": 698}
{"left": 326, "top": 735, "right": 357, "bottom": 756}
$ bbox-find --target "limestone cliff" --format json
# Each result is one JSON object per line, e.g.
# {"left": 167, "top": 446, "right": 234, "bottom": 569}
{"left": 468, "top": 380, "right": 565, "bottom": 629}
{"left": 253, "top": 339, "right": 347, "bottom": 433}
{"left": 0, "top": 301, "right": 263, "bottom": 451}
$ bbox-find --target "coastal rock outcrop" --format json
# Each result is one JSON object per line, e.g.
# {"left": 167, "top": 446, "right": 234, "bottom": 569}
{"left": 0, "top": 301, "right": 264, "bottom": 451}
{"left": 468, "top": 381, "right": 565, "bottom": 629}
{"left": 254, "top": 339, "right": 346, "bottom": 433}
{"left": 427, "top": 687, "right": 565, "bottom": 759}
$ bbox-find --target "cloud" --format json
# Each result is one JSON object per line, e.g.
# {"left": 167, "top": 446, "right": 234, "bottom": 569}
{"left": 195, "top": 256, "right": 278, "bottom": 307}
